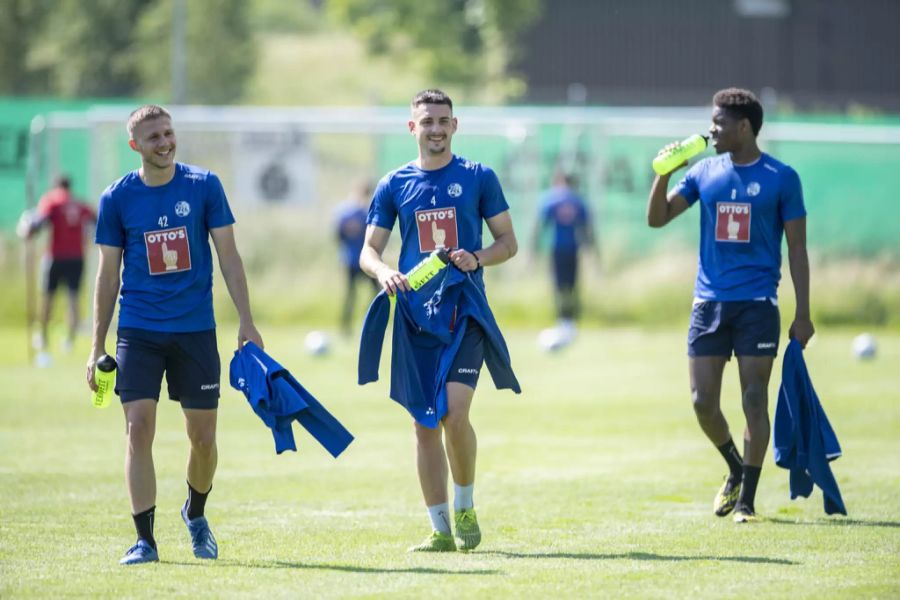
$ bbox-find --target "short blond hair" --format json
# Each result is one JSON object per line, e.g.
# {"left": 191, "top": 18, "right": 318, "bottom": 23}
{"left": 126, "top": 105, "right": 172, "bottom": 138}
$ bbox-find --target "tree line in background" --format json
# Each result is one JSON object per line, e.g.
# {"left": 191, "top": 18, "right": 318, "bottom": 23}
{"left": 0, "top": 0, "right": 541, "bottom": 104}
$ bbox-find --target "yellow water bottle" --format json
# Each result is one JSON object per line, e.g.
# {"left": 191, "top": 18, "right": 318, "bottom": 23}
{"left": 92, "top": 354, "right": 117, "bottom": 408}
{"left": 406, "top": 247, "right": 451, "bottom": 291}
{"left": 652, "top": 134, "right": 708, "bottom": 175}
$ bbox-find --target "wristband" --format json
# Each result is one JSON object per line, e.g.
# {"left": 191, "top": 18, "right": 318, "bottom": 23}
{"left": 474, "top": 252, "right": 482, "bottom": 269}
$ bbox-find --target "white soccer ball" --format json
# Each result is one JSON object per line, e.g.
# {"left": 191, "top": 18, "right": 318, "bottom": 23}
{"left": 851, "top": 333, "right": 877, "bottom": 360}
{"left": 304, "top": 331, "right": 331, "bottom": 356}
{"left": 537, "top": 327, "right": 566, "bottom": 353}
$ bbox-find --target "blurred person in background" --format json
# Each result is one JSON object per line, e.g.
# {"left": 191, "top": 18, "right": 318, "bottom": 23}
{"left": 334, "top": 177, "right": 379, "bottom": 336}
{"left": 647, "top": 87, "right": 814, "bottom": 524}
{"left": 86, "top": 104, "right": 264, "bottom": 565}
{"left": 531, "top": 168, "right": 596, "bottom": 336}
{"left": 18, "top": 175, "right": 96, "bottom": 367}
{"left": 360, "top": 89, "right": 519, "bottom": 553}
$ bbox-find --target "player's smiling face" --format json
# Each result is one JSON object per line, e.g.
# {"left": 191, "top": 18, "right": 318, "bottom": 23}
{"left": 709, "top": 106, "right": 746, "bottom": 155}
{"left": 130, "top": 116, "right": 177, "bottom": 170}
{"left": 409, "top": 103, "right": 457, "bottom": 158}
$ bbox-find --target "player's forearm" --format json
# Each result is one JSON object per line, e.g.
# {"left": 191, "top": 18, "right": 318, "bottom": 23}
{"left": 475, "top": 230, "right": 518, "bottom": 267}
{"left": 90, "top": 273, "right": 119, "bottom": 359}
{"left": 220, "top": 255, "right": 256, "bottom": 325}
{"left": 647, "top": 174, "right": 673, "bottom": 227}
{"left": 788, "top": 243, "right": 811, "bottom": 318}
{"left": 359, "top": 245, "right": 391, "bottom": 279}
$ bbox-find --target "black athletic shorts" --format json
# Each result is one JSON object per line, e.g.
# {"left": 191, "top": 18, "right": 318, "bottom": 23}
{"left": 44, "top": 258, "right": 84, "bottom": 293}
{"left": 446, "top": 319, "right": 485, "bottom": 389}
{"left": 552, "top": 248, "right": 578, "bottom": 291}
{"left": 687, "top": 299, "right": 780, "bottom": 358}
{"left": 116, "top": 327, "right": 221, "bottom": 409}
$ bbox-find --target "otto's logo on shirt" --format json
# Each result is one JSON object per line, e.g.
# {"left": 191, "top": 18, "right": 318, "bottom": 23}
{"left": 715, "top": 202, "right": 751, "bottom": 243}
{"left": 144, "top": 226, "right": 192, "bottom": 275}
{"left": 415, "top": 207, "right": 459, "bottom": 252}
{"left": 447, "top": 183, "right": 463, "bottom": 198}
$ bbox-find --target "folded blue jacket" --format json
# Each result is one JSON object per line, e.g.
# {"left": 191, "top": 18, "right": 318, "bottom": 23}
{"left": 773, "top": 339, "right": 847, "bottom": 515}
{"left": 358, "top": 265, "right": 520, "bottom": 428}
{"left": 230, "top": 341, "right": 354, "bottom": 457}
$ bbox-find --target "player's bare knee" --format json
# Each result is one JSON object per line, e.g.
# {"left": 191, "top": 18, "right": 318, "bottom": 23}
{"left": 741, "top": 383, "right": 768, "bottom": 416}
{"left": 691, "top": 389, "right": 718, "bottom": 420}
{"left": 414, "top": 422, "right": 441, "bottom": 446}
{"left": 188, "top": 428, "right": 216, "bottom": 455}
{"left": 444, "top": 416, "right": 472, "bottom": 439}
{"left": 125, "top": 417, "right": 155, "bottom": 448}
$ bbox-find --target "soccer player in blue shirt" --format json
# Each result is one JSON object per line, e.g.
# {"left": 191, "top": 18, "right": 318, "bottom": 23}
{"left": 85, "top": 105, "right": 264, "bottom": 564}
{"left": 334, "top": 178, "right": 378, "bottom": 336}
{"left": 533, "top": 169, "right": 596, "bottom": 328}
{"left": 360, "top": 89, "right": 518, "bottom": 552}
{"left": 647, "top": 88, "right": 814, "bottom": 523}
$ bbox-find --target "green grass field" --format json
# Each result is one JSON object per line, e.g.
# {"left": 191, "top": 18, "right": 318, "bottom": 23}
{"left": 1, "top": 326, "right": 898, "bottom": 598}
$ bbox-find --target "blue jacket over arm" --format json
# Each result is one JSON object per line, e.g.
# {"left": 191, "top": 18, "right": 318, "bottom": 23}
{"left": 358, "top": 266, "right": 520, "bottom": 428}
{"left": 230, "top": 342, "right": 354, "bottom": 457}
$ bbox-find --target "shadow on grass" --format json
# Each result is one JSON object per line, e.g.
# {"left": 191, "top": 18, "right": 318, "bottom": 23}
{"left": 481, "top": 551, "right": 798, "bottom": 565}
{"left": 768, "top": 517, "right": 900, "bottom": 528}
{"left": 158, "top": 559, "right": 500, "bottom": 575}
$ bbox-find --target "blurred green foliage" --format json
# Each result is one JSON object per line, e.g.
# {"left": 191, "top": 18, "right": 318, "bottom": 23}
{"left": 135, "top": 0, "right": 257, "bottom": 104}
{"left": 0, "top": 0, "right": 541, "bottom": 104}
{"left": 327, "top": 0, "right": 542, "bottom": 101}
{"left": 0, "top": 0, "right": 256, "bottom": 103}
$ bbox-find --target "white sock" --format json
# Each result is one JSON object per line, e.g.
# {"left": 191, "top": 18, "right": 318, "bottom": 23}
{"left": 454, "top": 483, "right": 474, "bottom": 512}
{"left": 427, "top": 503, "right": 452, "bottom": 534}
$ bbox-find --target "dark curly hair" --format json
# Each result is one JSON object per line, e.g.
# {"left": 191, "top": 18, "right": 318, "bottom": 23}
{"left": 713, "top": 88, "right": 763, "bottom": 137}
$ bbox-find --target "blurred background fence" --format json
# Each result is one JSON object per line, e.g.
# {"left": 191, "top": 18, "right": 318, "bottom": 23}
{"left": 2, "top": 0, "right": 899, "bottom": 330}
{"left": 5, "top": 101, "right": 900, "bottom": 261}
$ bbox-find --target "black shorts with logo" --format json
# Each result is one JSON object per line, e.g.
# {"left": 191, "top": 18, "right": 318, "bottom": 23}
{"left": 687, "top": 299, "right": 780, "bottom": 358}
{"left": 44, "top": 258, "right": 84, "bottom": 293}
{"left": 446, "top": 319, "right": 485, "bottom": 389}
{"left": 116, "top": 327, "right": 221, "bottom": 409}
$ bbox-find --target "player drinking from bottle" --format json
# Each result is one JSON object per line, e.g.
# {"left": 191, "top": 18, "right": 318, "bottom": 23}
{"left": 647, "top": 88, "right": 814, "bottom": 523}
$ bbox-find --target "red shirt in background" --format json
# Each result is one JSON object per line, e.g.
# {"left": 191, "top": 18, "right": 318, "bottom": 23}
{"left": 36, "top": 188, "right": 96, "bottom": 260}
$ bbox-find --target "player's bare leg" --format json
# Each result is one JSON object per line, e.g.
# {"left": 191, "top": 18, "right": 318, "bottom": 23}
{"left": 409, "top": 422, "right": 455, "bottom": 552}
{"left": 732, "top": 355, "right": 775, "bottom": 522}
{"left": 691, "top": 356, "right": 744, "bottom": 516}
{"left": 120, "top": 399, "right": 160, "bottom": 564}
{"left": 181, "top": 408, "right": 219, "bottom": 558}
{"left": 444, "top": 382, "right": 480, "bottom": 550}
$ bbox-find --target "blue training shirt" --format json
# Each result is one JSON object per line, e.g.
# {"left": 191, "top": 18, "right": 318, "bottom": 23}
{"left": 95, "top": 162, "right": 235, "bottom": 332}
{"left": 538, "top": 186, "right": 590, "bottom": 252}
{"left": 334, "top": 202, "right": 367, "bottom": 267}
{"left": 367, "top": 155, "right": 510, "bottom": 284}
{"left": 673, "top": 152, "right": 806, "bottom": 301}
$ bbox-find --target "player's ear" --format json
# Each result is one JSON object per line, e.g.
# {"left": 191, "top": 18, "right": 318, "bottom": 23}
{"left": 408, "top": 120, "right": 416, "bottom": 135}
{"left": 128, "top": 139, "right": 138, "bottom": 151}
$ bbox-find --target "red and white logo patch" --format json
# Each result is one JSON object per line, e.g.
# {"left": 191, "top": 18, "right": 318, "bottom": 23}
{"left": 715, "top": 202, "right": 751, "bottom": 243}
{"left": 415, "top": 207, "right": 458, "bottom": 252}
{"left": 144, "top": 226, "right": 192, "bottom": 274}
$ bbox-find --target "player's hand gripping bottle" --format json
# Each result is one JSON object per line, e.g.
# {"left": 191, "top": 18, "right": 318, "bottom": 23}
{"left": 405, "top": 247, "right": 451, "bottom": 291}
{"left": 652, "top": 134, "right": 708, "bottom": 175}
{"left": 92, "top": 354, "right": 117, "bottom": 408}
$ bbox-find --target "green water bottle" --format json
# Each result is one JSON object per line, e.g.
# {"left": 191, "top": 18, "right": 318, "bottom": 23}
{"left": 652, "top": 134, "right": 708, "bottom": 175}
{"left": 406, "top": 247, "right": 451, "bottom": 291}
{"left": 92, "top": 354, "right": 117, "bottom": 408}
